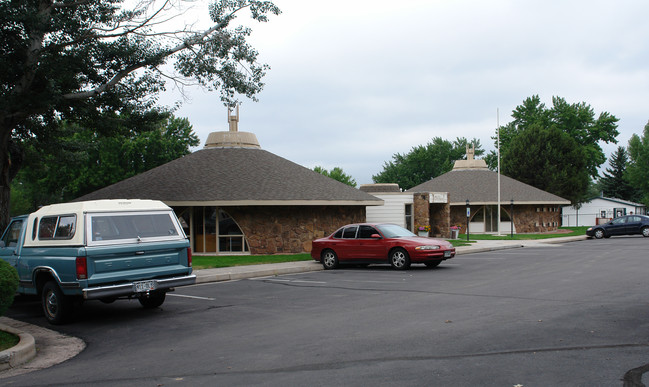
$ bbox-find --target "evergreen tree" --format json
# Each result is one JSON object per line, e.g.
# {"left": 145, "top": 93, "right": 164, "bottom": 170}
{"left": 599, "top": 146, "right": 638, "bottom": 201}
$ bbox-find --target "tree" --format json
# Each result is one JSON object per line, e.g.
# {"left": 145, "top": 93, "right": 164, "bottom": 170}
{"left": 501, "top": 124, "right": 589, "bottom": 205}
{"left": 599, "top": 146, "right": 639, "bottom": 201}
{"left": 0, "top": 0, "right": 280, "bottom": 228}
{"left": 11, "top": 112, "right": 199, "bottom": 215}
{"left": 373, "top": 137, "right": 484, "bottom": 190}
{"left": 488, "top": 95, "right": 619, "bottom": 205}
{"left": 313, "top": 166, "right": 357, "bottom": 188}
{"left": 627, "top": 121, "right": 649, "bottom": 206}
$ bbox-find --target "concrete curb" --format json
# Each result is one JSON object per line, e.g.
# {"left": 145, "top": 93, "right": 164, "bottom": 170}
{"left": 0, "top": 321, "right": 36, "bottom": 372}
{"left": 196, "top": 261, "right": 324, "bottom": 283}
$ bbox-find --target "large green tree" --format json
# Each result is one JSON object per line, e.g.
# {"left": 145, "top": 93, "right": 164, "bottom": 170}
{"left": 489, "top": 95, "right": 619, "bottom": 205}
{"left": 599, "top": 146, "right": 639, "bottom": 202}
{"left": 626, "top": 121, "right": 649, "bottom": 206}
{"left": 501, "top": 124, "right": 589, "bottom": 204}
{"left": 313, "top": 166, "right": 357, "bottom": 188}
{"left": 0, "top": 0, "right": 280, "bottom": 228}
{"left": 373, "top": 137, "right": 483, "bottom": 190}
{"left": 11, "top": 112, "right": 199, "bottom": 215}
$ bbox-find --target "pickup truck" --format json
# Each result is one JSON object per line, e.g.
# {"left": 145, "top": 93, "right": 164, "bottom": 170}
{"left": 0, "top": 199, "right": 195, "bottom": 324}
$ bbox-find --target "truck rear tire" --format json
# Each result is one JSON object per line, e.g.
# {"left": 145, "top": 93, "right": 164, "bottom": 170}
{"left": 138, "top": 291, "right": 166, "bottom": 309}
{"left": 42, "top": 281, "right": 72, "bottom": 325}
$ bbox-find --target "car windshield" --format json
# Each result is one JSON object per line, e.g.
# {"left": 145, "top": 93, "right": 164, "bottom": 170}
{"left": 376, "top": 224, "right": 416, "bottom": 238}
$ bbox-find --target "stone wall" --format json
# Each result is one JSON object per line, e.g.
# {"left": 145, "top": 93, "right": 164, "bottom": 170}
{"left": 227, "top": 205, "right": 365, "bottom": 255}
{"left": 512, "top": 205, "right": 562, "bottom": 233}
{"left": 449, "top": 204, "right": 562, "bottom": 234}
{"left": 412, "top": 193, "right": 430, "bottom": 234}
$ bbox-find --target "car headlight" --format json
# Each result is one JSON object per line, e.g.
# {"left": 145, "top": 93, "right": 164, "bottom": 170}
{"left": 415, "top": 245, "right": 440, "bottom": 250}
{"left": 587, "top": 227, "right": 592, "bottom": 231}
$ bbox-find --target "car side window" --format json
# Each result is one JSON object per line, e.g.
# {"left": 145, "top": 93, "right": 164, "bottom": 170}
{"left": 333, "top": 228, "right": 344, "bottom": 238}
{"left": 358, "top": 225, "right": 378, "bottom": 238}
{"left": 2, "top": 220, "right": 23, "bottom": 247}
{"left": 611, "top": 217, "right": 626, "bottom": 225}
{"left": 342, "top": 226, "right": 358, "bottom": 239}
{"left": 629, "top": 216, "right": 641, "bottom": 222}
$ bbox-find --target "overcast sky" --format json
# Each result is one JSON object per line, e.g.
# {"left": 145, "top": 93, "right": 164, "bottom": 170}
{"left": 158, "top": 0, "right": 649, "bottom": 185}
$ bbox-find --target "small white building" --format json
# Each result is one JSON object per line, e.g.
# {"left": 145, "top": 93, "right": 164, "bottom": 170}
{"left": 362, "top": 184, "right": 414, "bottom": 230}
{"left": 561, "top": 196, "right": 647, "bottom": 227}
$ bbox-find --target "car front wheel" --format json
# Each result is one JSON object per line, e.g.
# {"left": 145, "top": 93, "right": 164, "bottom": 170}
{"left": 321, "top": 249, "right": 339, "bottom": 270}
{"left": 642, "top": 226, "right": 649, "bottom": 237}
{"left": 390, "top": 248, "right": 411, "bottom": 270}
{"left": 594, "top": 229, "right": 605, "bottom": 239}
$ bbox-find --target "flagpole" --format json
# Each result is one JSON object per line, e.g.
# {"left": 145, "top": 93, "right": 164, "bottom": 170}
{"left": 497, "top": 108, "right": 501, "bottom": 235}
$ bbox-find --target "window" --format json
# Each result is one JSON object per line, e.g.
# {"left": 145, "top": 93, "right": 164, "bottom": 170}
{"left": 2, "top": 220, "right": 23, "bottom": 247}
{"left": 39, "top": 215, "right": 76, "bottom": 240}
{"left": 333, "top": 228, "right": 344, "bottom": 238}
{"left": 358, "top": 225, "right": 378, "bottom": 238}
{"left": 89, "top": 212, "right": 179, "bottom": 244}
{"left": 405, "top": 204, "right": 413, "bottom": 231}
{"left": 342, "top": 226, "right": 358, "bottom": 239}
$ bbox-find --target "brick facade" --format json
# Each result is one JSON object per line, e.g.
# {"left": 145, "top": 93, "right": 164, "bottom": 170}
{"left": 227, "top": 205, "right": 365, "bottom": 255}
{"left": 449, "top": 204, "right": 562, "bottom": 234}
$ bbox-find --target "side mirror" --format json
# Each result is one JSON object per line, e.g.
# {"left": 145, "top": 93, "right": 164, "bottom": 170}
{"left": 370, "top": 234, "right": 382, "bottom": 239}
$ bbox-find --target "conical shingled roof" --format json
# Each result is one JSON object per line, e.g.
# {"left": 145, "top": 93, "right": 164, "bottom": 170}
{"left": 407, "top": 169, "right": 570, "bottom": 205}
{"left": 76, "top": 147, "right": 382, "bottom": 206}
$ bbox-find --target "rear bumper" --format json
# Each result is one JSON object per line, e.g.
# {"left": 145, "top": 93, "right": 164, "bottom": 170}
{"left": 82, "top": 274, "right": 196, "bottom": 300}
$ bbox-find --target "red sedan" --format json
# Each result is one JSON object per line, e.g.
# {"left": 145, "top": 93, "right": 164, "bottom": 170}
{"left": 311, "top": 223, "right": 456, "bottom": 270}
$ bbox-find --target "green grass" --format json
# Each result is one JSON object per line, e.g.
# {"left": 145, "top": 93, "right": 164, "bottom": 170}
{"left": 0, "top": 330, "right": 19, "bottom": 352}
{"left": 193, "top": 253, "right": 312, "bottom": 270}
{"left": 458, "top": 226, "right": 589, "bottom": 240}
{"left": 192, "top": 228, "right": 587, "bottom": 269}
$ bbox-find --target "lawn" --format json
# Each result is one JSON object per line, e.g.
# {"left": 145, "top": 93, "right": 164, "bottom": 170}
{"left": 0, "top": 329, "right": 19, "bottom": 352}
{"left": 192, "top": 227, "right": 586, "bottom": 269}
{"left": 192, "top": 253, "right": 312, "bottom": 270}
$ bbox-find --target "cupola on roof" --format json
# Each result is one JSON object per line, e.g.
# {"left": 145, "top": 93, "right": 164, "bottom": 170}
{"left": 204, "top": 106, "right": 261, "bottom": 149}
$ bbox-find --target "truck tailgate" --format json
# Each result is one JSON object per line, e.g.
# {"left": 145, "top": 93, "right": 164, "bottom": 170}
{"left": 86, "top": 240, "right": 191, "bottom": 284}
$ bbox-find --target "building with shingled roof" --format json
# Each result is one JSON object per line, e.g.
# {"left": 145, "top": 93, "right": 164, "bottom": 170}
{"left": 407, "top": 145, "right": 570, "bottom": 235}
{"left": 363, "top": 145, "right": 570, "bottom": 237}
{"left": 76, "top": 108, "right": 382, "bottom": 255}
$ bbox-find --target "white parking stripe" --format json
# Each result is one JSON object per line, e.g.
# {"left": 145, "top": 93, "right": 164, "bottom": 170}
{"left": 167, "top": 294, "right": 216, "bottom": 301}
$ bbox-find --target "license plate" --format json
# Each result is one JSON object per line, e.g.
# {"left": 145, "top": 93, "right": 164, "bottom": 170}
{"left": 134, "top": 280, "right": 157, "bottom": 293}
{"left": 444, "top": 251, "right": 451, "bottom": 258}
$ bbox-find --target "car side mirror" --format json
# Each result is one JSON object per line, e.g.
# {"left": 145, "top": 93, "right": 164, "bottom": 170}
{"left": 370, "top": 234, "right": 382, "bottom": 239}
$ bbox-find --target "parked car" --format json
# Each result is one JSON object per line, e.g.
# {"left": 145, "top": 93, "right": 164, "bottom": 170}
{"left": 586, "top": 214, "right": 649, "bottom": 239}
{"left": 0, "top": 199, "right": 195, "bottom": 324}
{"left": 311, "top": 223, "right": 456, "bottom": 270}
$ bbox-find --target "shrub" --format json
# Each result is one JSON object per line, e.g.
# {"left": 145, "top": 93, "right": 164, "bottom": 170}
{"left": 0, "top": 259, "right": 19, "bottom": 316}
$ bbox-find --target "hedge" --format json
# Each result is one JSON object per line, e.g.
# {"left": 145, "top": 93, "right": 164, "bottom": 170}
{"left": 0, "top": 259, "right": 18, "bottom": 316}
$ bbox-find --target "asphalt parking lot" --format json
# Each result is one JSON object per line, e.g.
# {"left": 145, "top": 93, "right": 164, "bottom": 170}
{"left": 3, "top": 236, "right": 649, "bottom": 386}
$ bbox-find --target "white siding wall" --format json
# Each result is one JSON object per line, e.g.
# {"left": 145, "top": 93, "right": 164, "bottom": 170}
{"left": 365, "top": 193, "right": 412, "bottom": 228}
{"left": 561, "top": 198, "right": 646, "bottom": 226}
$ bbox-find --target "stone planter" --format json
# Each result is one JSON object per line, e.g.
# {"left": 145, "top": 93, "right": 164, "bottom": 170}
{"left": 418, "top": 231, "right": 429, "bottom": 237}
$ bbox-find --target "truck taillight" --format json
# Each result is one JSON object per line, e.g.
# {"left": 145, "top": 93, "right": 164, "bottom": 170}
{"left": 187, "top": 247, "right": 192, "bottom": 267}
{"left": 76, "top": 256, "right": 88, "bottom": 280}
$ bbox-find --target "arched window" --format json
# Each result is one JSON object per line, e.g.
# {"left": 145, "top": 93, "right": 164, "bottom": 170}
{"left": 188, "top": 207, "right": 249, "bottom": 254}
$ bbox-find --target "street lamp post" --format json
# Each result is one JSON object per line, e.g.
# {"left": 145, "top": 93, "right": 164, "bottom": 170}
{"left": 466, "top": 199, "right": 470, "bottom": 242}
{"left": 510, "top": 199, "right": 514, "bottom": 238}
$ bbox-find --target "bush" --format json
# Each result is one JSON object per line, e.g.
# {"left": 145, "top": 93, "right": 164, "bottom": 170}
{"left": 0, "top": 259, "right": 19, "bottom": 316}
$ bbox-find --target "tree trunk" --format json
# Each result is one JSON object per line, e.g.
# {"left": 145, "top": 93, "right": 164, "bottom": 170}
{"left": 0, "top": 120, "right": 23, "bottom": 231}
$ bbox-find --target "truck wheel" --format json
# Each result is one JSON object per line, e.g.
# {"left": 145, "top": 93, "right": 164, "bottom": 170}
{"left": 138, "top": 291, "right": 166, "bottom": 309}
{"left": 42, "top": 281, "right": 72, "bottom": 325}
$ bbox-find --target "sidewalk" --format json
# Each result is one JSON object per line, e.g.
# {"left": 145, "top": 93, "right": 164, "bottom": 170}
{"left": 0, "top": 235, "right": 587, "bottom": 377}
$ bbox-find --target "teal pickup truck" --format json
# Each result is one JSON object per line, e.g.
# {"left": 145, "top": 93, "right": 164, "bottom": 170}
{"left": 0, "top": 199, "right": 195, "bottom": 324}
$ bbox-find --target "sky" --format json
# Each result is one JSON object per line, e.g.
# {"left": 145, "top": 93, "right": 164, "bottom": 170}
{"left": 158, "top": 0, "right": 649, "bottom": 186}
